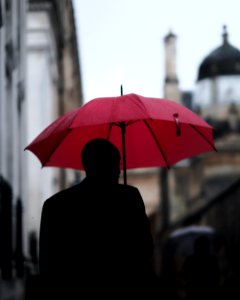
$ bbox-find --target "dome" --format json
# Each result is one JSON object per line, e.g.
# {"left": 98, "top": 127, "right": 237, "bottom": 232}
{"left": 197, "top": 26, "right": 240, "bottom": 81}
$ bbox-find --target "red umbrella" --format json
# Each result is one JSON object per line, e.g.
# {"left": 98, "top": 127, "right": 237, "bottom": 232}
{"left": 25, "top": 93, "right": 216, "bottom": 184}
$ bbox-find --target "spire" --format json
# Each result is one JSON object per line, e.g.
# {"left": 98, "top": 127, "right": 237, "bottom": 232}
{"left": 164, "top": 29, "right": 176, "bottom": 42}
{"left": 222, "top": 25, "right": 229, "bottom": 45}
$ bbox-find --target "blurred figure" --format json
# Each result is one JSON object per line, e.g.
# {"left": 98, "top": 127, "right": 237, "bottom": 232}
{"left": 39, "top": 138, "right": 159, "bottom": 299}
{"left": 181, "top": 235, "right": 219, "bottom": 300}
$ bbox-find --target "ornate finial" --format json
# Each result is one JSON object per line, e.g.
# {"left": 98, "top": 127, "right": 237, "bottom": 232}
{"left": 222, "top": 25, "right": 228, "bottom": 45}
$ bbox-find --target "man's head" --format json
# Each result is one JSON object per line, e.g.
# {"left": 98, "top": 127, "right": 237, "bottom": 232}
{"left": 81, "top": 138, "right": 121, "bottom": 184}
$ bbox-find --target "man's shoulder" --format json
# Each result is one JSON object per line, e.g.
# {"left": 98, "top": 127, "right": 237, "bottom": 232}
{"left": 116, "top": 183, "right": 140, "bottom": 194}
{"left": 116, "top": 184, "right": 146, "bottom": 212}
{"left": 44, "top": 182, "right": 82, "bottom": 206}
{"left": 117, "top": 183, "right": 138, "bottom": 190}
{"left": 116, "top": 184, "right": 143, "bottom": 202}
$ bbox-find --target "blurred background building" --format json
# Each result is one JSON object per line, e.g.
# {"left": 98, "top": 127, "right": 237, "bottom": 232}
{"left": 0, "top": 0, "right": 82, "bottom": 283}
{"left": 159, "top": 25, "right": 240, "bottom": 222}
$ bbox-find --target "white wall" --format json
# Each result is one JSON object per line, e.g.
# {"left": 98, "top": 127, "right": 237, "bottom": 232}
{"left": 195, "top": 75, "right": 240, "bottom": 106}
{"left": 24, "top": 10, "right": 60, "bottom": 248}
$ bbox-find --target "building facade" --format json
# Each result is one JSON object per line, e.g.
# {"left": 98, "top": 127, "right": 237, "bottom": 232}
{"left": 0, "top": 0, "right": 82, "bottom": 279}
{"left": 185, "top": 25, "right": 240, "bottom": 209}
{"left": 0, "top": 0, "right": 27, "bottom": 279}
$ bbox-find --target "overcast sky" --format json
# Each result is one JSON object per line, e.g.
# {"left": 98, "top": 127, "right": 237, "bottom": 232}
{"left": 73, "top": 0, "right": 240, "bottom": 102}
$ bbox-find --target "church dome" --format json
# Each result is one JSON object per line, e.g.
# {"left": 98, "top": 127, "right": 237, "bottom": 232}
{"left": 197, "top": 26, "right": 240, "bottom": 81}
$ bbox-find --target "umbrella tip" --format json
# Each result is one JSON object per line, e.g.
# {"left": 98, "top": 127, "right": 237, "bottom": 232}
{"left": 120, "top": 84, "right": 123, "bottom": 96}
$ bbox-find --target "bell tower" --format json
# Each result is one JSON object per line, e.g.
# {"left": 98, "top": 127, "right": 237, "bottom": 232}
{"left": 163, "top": 30, "right": 181, "bottom": 102}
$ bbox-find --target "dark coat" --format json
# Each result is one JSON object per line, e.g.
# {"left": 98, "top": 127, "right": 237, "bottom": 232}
{"left": 39, "top": 178, "right": 157, "bottom": 299}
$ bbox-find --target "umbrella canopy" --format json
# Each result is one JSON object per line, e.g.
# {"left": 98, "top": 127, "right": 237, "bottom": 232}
{"left": 166, "top": 225, "right": 217, "bottom": 257}
{"left": 25, "top": 93, "right": 216, "bottom": 184}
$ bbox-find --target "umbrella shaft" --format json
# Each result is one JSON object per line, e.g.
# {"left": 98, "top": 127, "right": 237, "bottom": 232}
{"left": 120, "top": 122, "right": 127, "bottom": 185}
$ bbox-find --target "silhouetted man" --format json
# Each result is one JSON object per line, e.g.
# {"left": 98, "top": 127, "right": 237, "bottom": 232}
{"left": 39, "top": 138, "right": 158, "bottom": 299}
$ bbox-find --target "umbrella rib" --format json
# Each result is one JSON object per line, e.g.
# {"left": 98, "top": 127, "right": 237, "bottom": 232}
{"left": 144, "top": 120, "right": 170, "bottom": 168}
{"left": 131, "top": 96, "right": 150, "bottom": 118}
{"left": 189, "top": 124, "right": 217, "bottom": 151}
{"left": 107, "top": 123, "right": 114, "bottom": 139}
